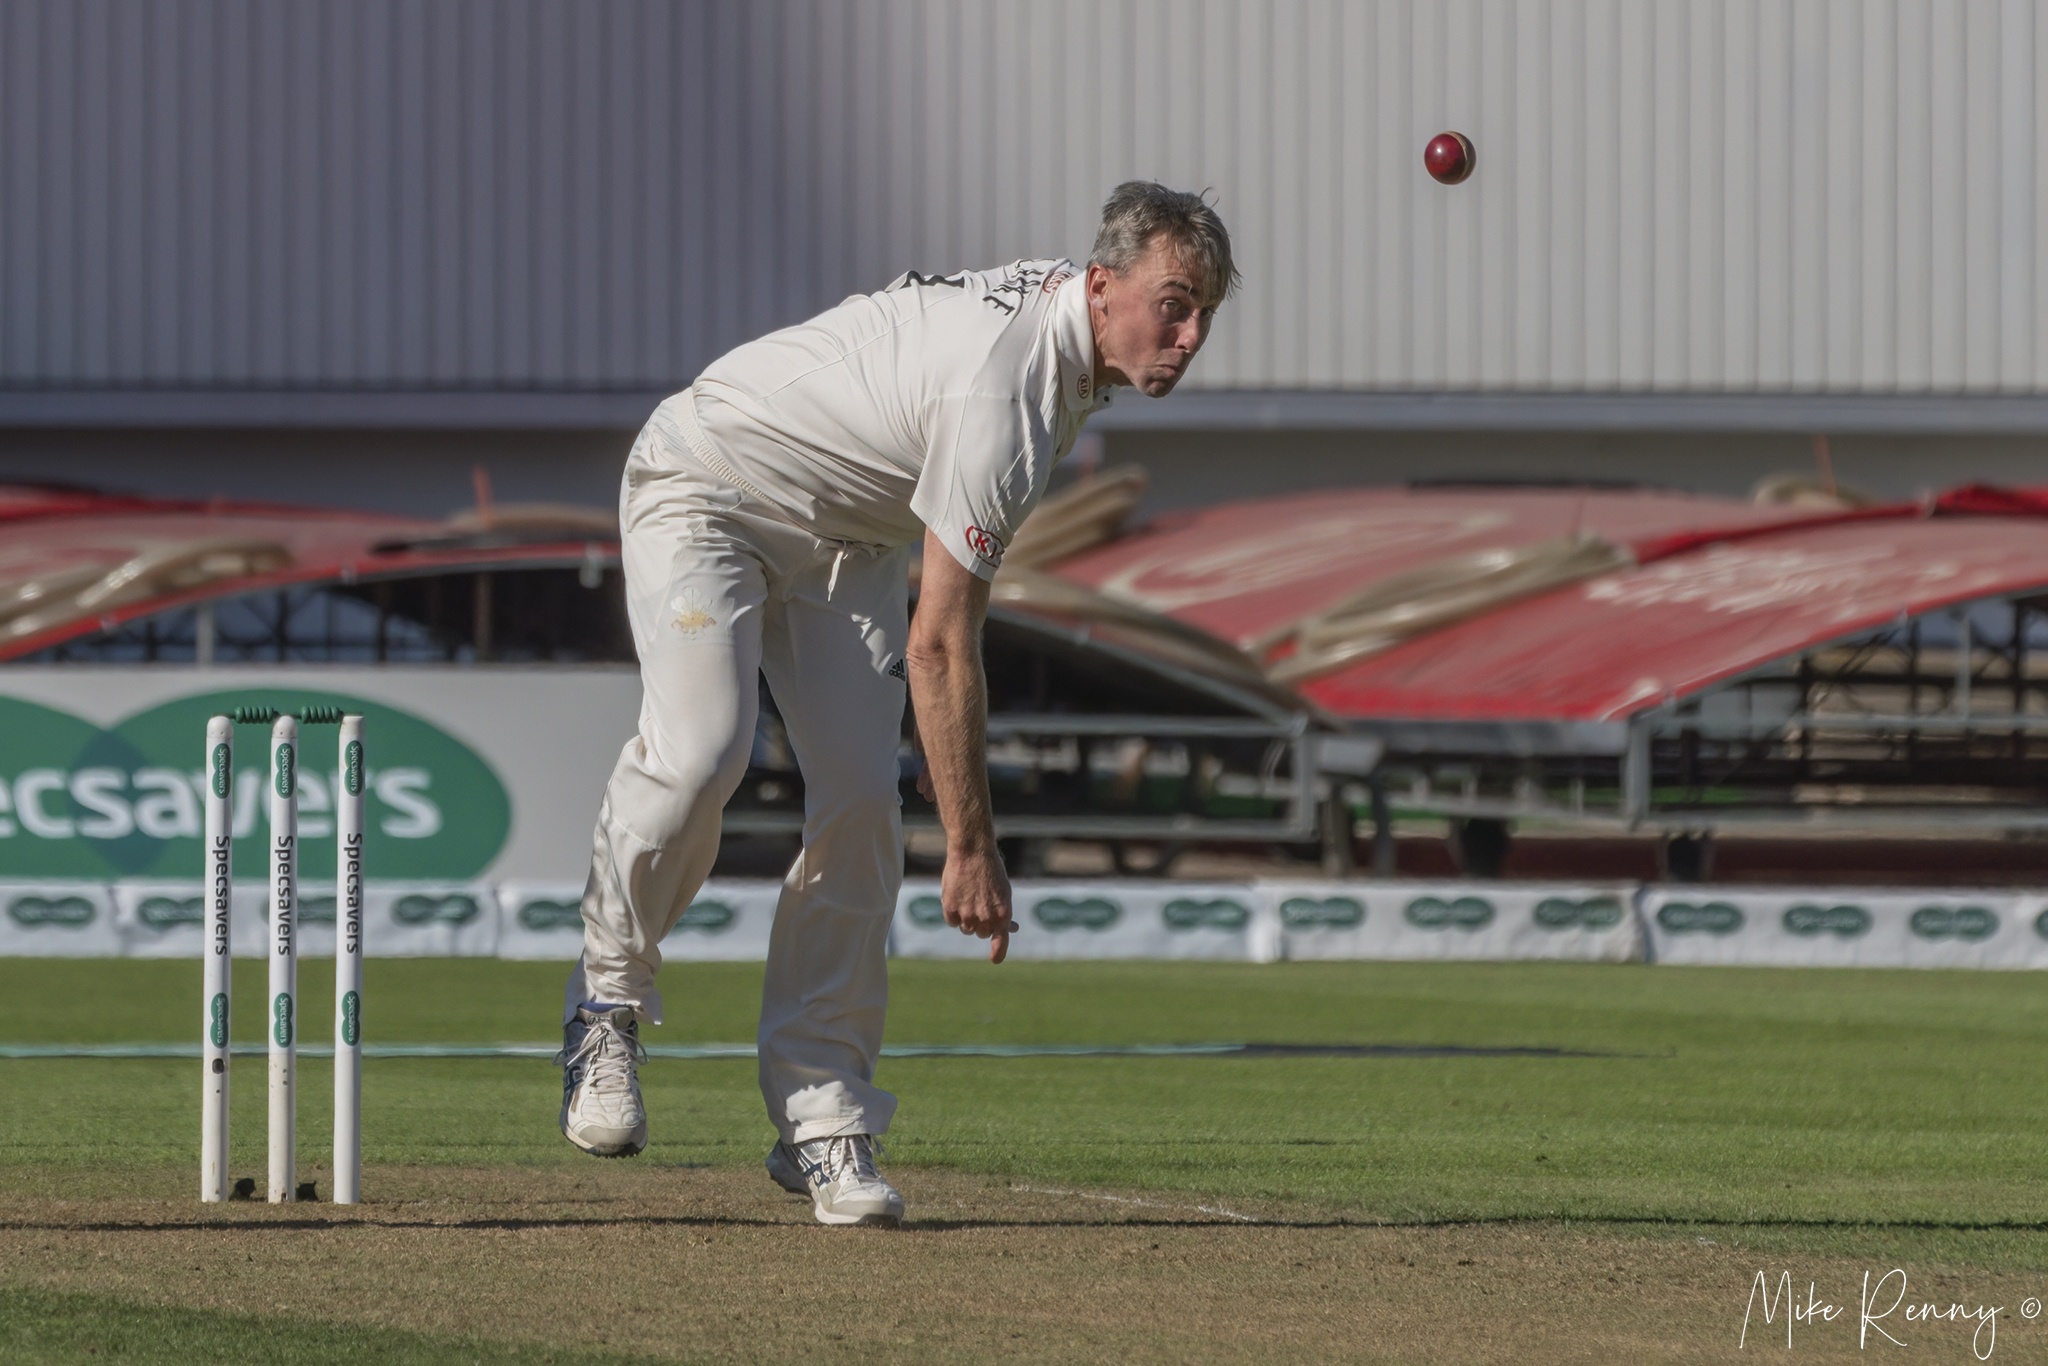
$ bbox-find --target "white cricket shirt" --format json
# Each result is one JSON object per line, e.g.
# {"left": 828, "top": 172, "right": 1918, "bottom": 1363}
{"left": 679, "top": 258, "right": 1113, "bottom": 580}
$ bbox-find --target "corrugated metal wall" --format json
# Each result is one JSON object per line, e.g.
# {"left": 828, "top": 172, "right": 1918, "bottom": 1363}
{"left": 4, "top": 0, "right": 2044, "bottom": 395}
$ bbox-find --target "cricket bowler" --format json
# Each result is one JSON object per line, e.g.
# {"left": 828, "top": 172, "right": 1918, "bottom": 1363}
{"left": 554, "top": 181, "right": 1237, "bottom": 1226}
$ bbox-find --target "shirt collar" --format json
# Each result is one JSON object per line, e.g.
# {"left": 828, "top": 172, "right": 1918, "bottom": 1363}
{"left": 1050, "top": 264, "right": 1114, "bottom": 415}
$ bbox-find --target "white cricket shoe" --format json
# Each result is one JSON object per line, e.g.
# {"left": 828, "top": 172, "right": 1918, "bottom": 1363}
{"left": 791, "top": 1134, "right": 903, "bottom": 1227}
{"left": 554, "top": 1005, "right": 648, "bottom": 1157}
{"left": 765, "top": 1139, "right": 808, "bottom": 1195}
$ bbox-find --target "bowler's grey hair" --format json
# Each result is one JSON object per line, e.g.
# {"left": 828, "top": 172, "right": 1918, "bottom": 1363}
{"left": 1089, "top": 181, "right": 1240, "bottom": 307}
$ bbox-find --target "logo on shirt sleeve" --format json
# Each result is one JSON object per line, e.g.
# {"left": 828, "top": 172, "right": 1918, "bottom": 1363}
{"left": 892, "top": 269, "right": 970, "bottom": 291}
{"left": 964, "top": 526, "right": 1005, "bottom": 568}
{"left": 983, "top": 262, "right": 1048, "bottom": 314}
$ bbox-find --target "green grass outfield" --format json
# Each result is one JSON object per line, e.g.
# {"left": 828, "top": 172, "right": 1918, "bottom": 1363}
{"left": 3, "top": 955, "right": 2047, "bottom": 1252}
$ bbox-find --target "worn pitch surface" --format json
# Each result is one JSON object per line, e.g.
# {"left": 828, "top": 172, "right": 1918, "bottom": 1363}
{"left": 9, "top": 1166, "right": 2037, "bottom": 1365}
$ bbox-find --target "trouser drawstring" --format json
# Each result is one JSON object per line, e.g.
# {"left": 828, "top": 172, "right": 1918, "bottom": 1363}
{"left": 827, "top": 547, "right": 847, "bottom": 600}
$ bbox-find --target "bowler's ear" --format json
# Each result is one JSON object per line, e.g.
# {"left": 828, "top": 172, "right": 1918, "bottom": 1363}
{"left": 1085, "top": 261, "right": 1116, "bottom": 312}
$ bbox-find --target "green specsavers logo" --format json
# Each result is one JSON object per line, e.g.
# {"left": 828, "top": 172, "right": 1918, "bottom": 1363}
{"left": 1162, "top": 898, "right": 1249, "bottom": 932}
{"left": 138, "top": 896, "right": 205, "bottom": 929}
{"left": 6, "top": 894, "right": 96, "bottom": 927}
{"left": 906, "top": 895, "right": 945, "bottom": 928}
{"left": 272, "top": 993, "right": 293, "bottom": 1047}
{"left": 1655, "top": 902, "right": 1744, "bottom": 935}
{"left": 1280, "top": 896, "right": 1365, "bottom": 929}
{"left": 519, "top": 899, "right": 584, "bottom": 931}
{"left": 1782, "top": 904, "right": 1872, "bottom": 938}
{"left": 1533, "top": 897, "right": 1626, "bottom": 931}
{"left": 0, "top": 691, "right": 508, "bottom": 881}
{"left": 392, "top": 894, "right": 483, "bottom": 926}
{"left": 1032, "top": 897, "right": 1121, "bottom": 931}
{"left": 209, "top": 993, "right": 228, "bottom": 1047}
{"left": 1404, "top": 896, "right": 1495, "bottom": 931}
{"left": 1909, "top": 905, "right": 1998, "bottom": 942}
{"left": 340, "top": 990, "right": 360, "bottom": 1047}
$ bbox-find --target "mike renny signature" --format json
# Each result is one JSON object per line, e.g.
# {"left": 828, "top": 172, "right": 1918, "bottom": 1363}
{"left": 1741, "top": 1269, "right": 2034, "bottom": 1360}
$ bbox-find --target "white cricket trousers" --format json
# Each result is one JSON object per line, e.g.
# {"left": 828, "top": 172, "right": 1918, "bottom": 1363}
{"left": 565, "top": 394, "right": 911, "bottom": 1144}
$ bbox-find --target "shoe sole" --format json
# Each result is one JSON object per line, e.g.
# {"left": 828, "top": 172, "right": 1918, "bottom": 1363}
{"left": 811, "top": 1192, "right": 906, "bottom": 1227}
{"left": 575, "top": 1142, "right": 645, "bottom": 1158}
{"left": 813, "top": 1207, "right": 901, "bottom": 1228}
{"left": 560, "top": 1110, "right": 647, "bottom": 1158}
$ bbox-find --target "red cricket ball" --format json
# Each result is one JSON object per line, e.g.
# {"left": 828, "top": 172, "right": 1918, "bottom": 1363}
{"left": 1424, "top": 131, "right": 1475, "bottom": 185}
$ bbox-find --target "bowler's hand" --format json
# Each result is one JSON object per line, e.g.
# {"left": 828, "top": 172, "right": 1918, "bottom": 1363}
{"left": 942, "top": 845, "right": 1016, "bottom": 964}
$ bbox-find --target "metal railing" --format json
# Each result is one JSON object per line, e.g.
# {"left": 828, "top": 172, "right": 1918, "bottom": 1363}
{"left": 722, "top": 712, "right": 1320, "bottom": 843}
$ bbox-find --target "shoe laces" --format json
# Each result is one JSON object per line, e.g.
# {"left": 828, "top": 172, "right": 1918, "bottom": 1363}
{"left": 810, "top": 1134, "right": 884, "bottom": 1186}
{"left": 554, "top": 1012, "right": 646, "bottom": 1092}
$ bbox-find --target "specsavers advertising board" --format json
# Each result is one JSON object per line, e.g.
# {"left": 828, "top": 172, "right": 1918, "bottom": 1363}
{"left": 0, "top": 666, "right": 641, "bottom": 885}
{"left": 10, "top": 670, "right": 2048, "bottom": 971}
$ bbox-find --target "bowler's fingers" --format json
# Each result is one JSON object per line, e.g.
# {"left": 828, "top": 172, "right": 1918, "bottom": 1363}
{"left": 989, "top": 928, "right": 1010, "bottom": 964}
{"left": 951, "top": 907, "right": 1017, "bottom": 940}
{"left": 943, "top": 900, "right": 992, "bottom": 934}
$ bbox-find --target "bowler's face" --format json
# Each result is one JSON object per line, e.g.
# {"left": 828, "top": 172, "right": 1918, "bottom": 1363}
{"left": 1087, "top": 238, "right": 1216, "bottom": 398}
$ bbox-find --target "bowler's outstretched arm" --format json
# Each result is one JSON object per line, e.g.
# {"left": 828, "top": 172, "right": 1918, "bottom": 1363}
{"left": 907, "top": 528, "right": 1016, "bottom": 963}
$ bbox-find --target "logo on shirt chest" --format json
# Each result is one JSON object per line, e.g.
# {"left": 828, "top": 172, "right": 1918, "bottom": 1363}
{"left": 964, "top": 526, "right": 1005, "bottom": 568}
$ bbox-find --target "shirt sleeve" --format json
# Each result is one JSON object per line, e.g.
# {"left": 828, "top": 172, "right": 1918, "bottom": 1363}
{"left": 910, "top": 387, "right": 1057, "bottom": 581}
